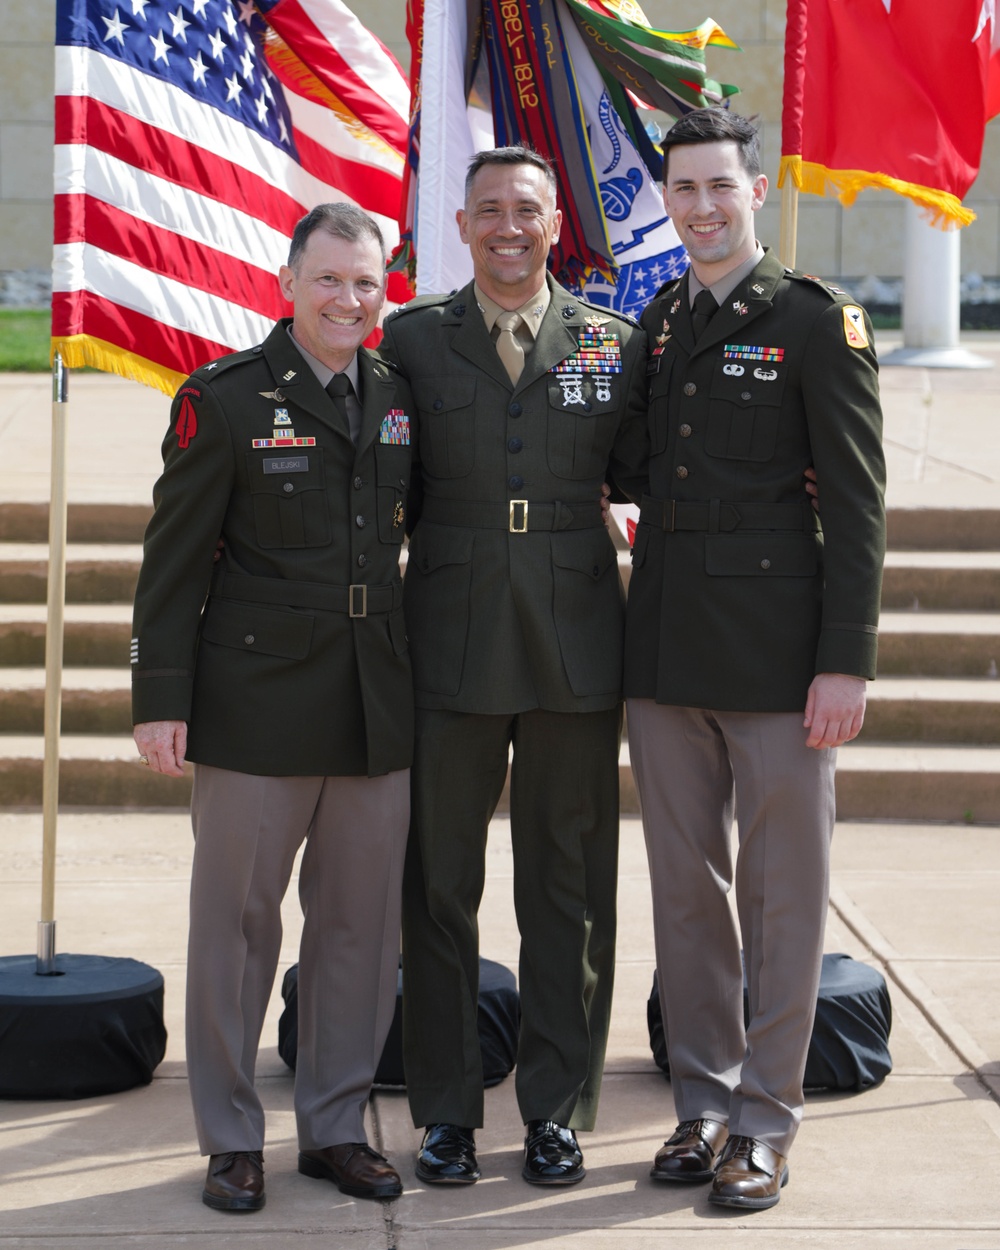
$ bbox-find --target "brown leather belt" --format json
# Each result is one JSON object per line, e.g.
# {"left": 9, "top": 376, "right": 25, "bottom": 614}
{"left": 212, "top": 571, "right": 401, "bottom": 618}
{"left": 638, "top": 495, "right": 818, "bottom": 533}
{"left": 421, "top": 498, "right": 604, "bottom": 533}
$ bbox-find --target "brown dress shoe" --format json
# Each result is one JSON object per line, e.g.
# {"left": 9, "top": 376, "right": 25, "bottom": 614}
{"left": 202, "top": 1150, "right": 265, "bottom": 1211}
{"left": 299, "top": 1143, "right": 403, "bottom": 1199}
{"left": 709, "top": 1135, "right": 789, "bottom": 1210}
{"left": 651, "top": 1118, "right": 727, "bottom": 1183}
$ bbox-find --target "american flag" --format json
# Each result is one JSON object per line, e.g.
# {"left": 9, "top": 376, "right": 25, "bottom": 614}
{"left": 53, "top": 0, "right": 410, "bottom": 396}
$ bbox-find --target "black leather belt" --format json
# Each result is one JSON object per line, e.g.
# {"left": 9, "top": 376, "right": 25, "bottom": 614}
{"left": 421, "top": 498, "right": 603, "bottom": 533}
{"left": 639, "top": 495, "right": 818, "bottom": 533}
{"left": 212, "top": 572, "right": 401, "bottom": 618}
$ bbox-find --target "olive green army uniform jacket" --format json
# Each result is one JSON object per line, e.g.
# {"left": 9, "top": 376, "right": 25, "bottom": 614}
{"left": 625, "top": 250, "right": 886, "bottom": 712}
{"left": 380, "top": 276, "right": 648, "bottom": 715}
{"left": 131, "top": 318, "right": 415, "bottom": 777}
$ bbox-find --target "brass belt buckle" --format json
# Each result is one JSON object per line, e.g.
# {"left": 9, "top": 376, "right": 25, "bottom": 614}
{"left": 348, "top": 584, "right": 368, "bottom": 618}
{"left": 509, "top": 500, "right": 529, "bottom": 533}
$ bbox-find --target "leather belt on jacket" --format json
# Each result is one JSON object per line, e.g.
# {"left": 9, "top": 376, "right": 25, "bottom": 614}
{"left": 420, "top": 498, "right": 604, "bottom": 533}
{"left": 638, "top": 496, "right": 819, "bottom": 534}
{"left": 211, "top": 570, "right": 402, "bottom": 618}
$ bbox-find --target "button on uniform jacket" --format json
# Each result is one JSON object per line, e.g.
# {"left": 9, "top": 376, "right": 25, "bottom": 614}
{"left": 131, "top": 318, "right": 416, "bottom": 777}
{"left": 626, "top": 250, "right": 886, "bottom": 712}
{"left": 379, "top": 276, "right": 649, "bottom": 716}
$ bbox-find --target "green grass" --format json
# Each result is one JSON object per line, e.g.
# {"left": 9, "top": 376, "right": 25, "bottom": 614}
{"left": 0, "top": 309, "right": 51, "bottom": 371}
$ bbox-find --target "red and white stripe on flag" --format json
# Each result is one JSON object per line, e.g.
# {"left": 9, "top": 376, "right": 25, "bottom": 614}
{"left": 53, "top": 0, "right": 409, "bottom": 396}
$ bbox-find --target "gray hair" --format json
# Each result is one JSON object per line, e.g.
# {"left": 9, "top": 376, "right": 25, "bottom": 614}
{"left": 287, "top": 203, "right": 386, "bottom": 271}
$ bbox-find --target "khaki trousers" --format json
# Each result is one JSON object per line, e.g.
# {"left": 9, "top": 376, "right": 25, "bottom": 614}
{"left": 627, "top": 699, "right": 836, "bottom": 1155}
{"left": 186, "top": 764, "right": 409, "bottom": 1154}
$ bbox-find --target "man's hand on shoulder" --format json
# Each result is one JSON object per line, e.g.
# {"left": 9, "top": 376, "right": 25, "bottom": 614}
{"left": 803, "top": 674, "right": 866, "bottom": 749}
{"left": 134, "top": 720, "right": 188, "bottom": 776}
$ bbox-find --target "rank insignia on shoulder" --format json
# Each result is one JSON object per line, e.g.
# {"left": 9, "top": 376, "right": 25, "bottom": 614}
{"left": 175, "top": 395, "right": 198, "bottom": 449}
{"left": 380, "top": 410, "right": 410, "bottom": 445}
{"left": 203, "top": 361, "right": 219, "bottom": 371}
{"left": 843, "top": 305, "right": 869, "bottom": 349}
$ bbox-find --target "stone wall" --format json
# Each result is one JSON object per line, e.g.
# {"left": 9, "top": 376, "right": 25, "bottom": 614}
{"left": 2, "top": 0, "right": 997, "bottom": 299}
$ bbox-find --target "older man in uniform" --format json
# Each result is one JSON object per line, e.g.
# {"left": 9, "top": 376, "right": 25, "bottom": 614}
{"left": 380, "top": 147, "right": 647, "bottom": 1186}
{"left": 626, "top": 110, "right": 886, "bottom": 1210}
{"left": 131, "top": 204, "right": 414, "bottom": 1210}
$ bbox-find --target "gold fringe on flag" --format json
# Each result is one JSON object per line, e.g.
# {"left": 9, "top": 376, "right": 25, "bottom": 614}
{"left": 779, "top": 155, "right": 976, "bottom": 229}
{"left": 51, "top": 335, "right": 184, "bottom": 398}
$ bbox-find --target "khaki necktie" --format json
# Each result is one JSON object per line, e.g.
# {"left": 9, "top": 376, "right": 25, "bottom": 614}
{"left": 495, "top": 311, "right": 525, "bottom": 384}
{"left": 691, "top": 289, "right": 718, "bottom": 341}
{"left": 326, "top": 372, "right": 353, "bottom": 440}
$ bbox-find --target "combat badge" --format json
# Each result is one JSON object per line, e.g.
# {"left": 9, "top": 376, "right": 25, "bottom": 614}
{"left": 843, "top": 305, "right": 869, "bottom": 349}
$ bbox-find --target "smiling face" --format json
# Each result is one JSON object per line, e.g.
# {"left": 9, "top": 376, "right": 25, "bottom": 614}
{"left": 662, "top": 140, "right": 767, "bottom": 286}
{"left": 457, "top": 162, "right": 562, "bottom": 308}
{"left": 279, "top": 228, "right": 386, "bottom": 372}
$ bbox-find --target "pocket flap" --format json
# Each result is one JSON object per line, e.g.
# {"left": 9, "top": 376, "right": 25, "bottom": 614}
{"left": 552, "top": 531, "right": 618, "bottom": 580}
{"left": 412, "top": 377, "right": 476, "bottom": 414}
{"left": 408, "top": 523, "right": 475, "bottom": 574}
{"left": 705, "top": 533, "right": 818, "bottom": 577}
{"left": 201, "top": 599, "right": 314, "bottom": 659}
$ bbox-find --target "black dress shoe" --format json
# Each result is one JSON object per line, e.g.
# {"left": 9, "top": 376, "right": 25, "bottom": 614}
{"left": 650, "top": 1118, "right": 727, "bottom": 1183}
{"left": 299, "top": 1143, "right": 403, "bottom": 1200}
{"left": 521, "top": 1120, "right": 585, "bottom": 1186}
{"left": 708, "top": 1135, "right": 789, "bottom": 1210}
{"left": 415, "top": 1123, "right": 480, "bottom": 1185}
{"left": 202, "top": 1150, "right": 265, "bottom": 1211}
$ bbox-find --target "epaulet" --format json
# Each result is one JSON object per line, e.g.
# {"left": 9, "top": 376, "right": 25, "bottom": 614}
{"left": 653, "top": 277, "right": 681, "bottom": 301}
{"left": 574, "top": 294, "right": 641, "bottom": 330}
{"left": 785, "top": 270, "right": 853, "bottom": 302}
{"left": 383, "top": 291, "right": 455, "bottom": 321}
{"left": 193, "top": 345, "right": 260, "bottom": 377}
{"left": 372, "top": 352, "right": 402, "bottom": 373}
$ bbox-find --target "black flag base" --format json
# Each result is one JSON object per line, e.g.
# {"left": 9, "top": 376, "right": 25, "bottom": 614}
{"left": 0, "top": 954, "right": 166, "bottom": 1100}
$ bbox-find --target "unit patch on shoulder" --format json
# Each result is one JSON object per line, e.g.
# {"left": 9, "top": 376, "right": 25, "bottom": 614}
{"left": 175, "top": 395, "right": 198, "bottom": 449}
{"left": 843, "top": 305, "right": 869, "bottom": 349}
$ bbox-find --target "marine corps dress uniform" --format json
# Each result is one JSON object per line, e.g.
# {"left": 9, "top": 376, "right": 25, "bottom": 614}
{"left": 131, "top": 317, "right": 415, "bottom": 1162}
{"left": 380, "top": 274, "right": 648, "bottom": 1134}
{"left": 626, "top": 249, "right": 886, "bottom": 1166}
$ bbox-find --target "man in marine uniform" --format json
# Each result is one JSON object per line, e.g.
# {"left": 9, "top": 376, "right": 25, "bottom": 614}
{"left": 379, "top": 147, "right": 647, "bottom": 1186}
{"left": 131, "top": 204, "right": 414, "bottom": 1210}
{"left": 625, "top": 110, "right": 886, "bottom": 1210}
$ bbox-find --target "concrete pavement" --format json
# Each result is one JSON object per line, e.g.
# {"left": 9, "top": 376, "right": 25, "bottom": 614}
{"left": 0, "top": 332, "right": 999, "bottom": 1246}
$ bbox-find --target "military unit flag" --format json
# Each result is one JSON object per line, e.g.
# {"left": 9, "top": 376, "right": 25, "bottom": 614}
{"left": 780, "top": 0, "right": 998, "bottom": 227}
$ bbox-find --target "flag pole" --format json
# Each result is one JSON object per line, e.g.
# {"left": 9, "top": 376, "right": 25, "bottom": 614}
{"left": 37, "top": 352, "right": 68, "bottom": 975}
{"left": 779, "top": 180, "right": 798, "bottom": 269}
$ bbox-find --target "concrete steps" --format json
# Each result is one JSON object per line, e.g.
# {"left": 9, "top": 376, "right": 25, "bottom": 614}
{"left": 0, "top": 504, "right": 997, "bottom": 817}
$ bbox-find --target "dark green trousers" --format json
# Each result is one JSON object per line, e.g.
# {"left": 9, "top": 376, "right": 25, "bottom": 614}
{"left": 401, "top": 705, "right": 621, "bottom": 1131}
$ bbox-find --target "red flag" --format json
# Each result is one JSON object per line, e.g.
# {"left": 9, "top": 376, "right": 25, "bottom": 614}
{"left": 780, "top": 0, "right": 995, "bottom": 228}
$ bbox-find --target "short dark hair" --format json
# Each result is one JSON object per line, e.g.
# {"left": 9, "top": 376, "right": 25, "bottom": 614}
{"left": 464, "top": 146, "right": 558, "bottom": 202}
{"left": 661, "top": 109, "right": 761, "bottom": 180}
{"left": 287, "top": 202, "right": 386, "bottom": 271}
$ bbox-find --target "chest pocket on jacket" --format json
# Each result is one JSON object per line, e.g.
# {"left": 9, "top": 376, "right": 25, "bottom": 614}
{"left": 412, "top": 377, "right": 476, "bottom": 479}
{"left": 705, "top": 360, "right": 787, "bottom": 462}
{"left": 375, "top": 443, "right": 410, "bottom": 545}
{"left": 546, "top": 376, "right": 619, "bottom": 479}
{"left": 245, "top": 450, "right": 330, "bottom": 548}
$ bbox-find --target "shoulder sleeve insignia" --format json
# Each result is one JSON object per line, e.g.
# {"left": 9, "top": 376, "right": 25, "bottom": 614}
{"left": 174, "top": 395, "right": 198, "bottom": 449}
{"left": 843, "top": 305, "right": 869, "bottom": 349}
